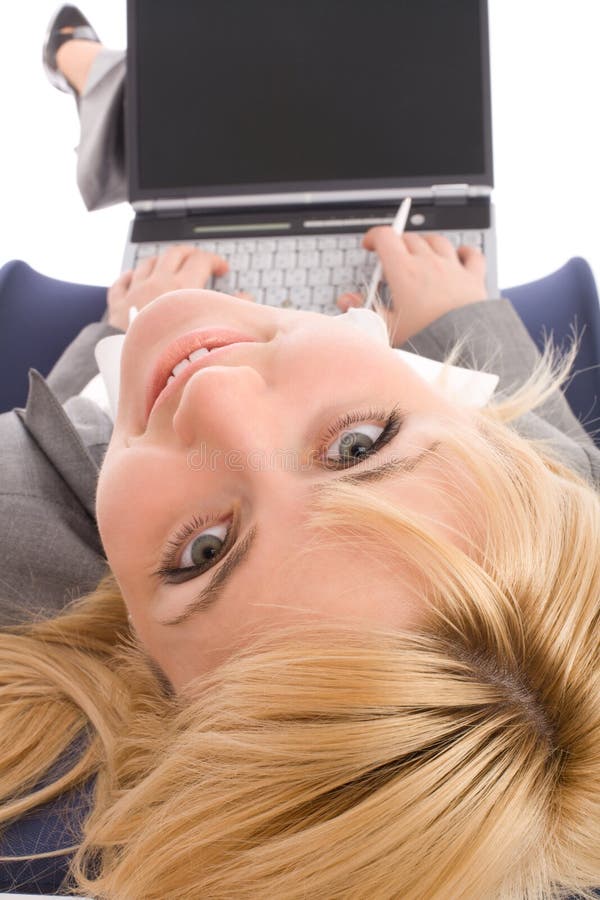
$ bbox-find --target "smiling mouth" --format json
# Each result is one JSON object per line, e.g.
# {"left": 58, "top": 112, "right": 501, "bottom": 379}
{"left": 145, "top": 328, "right": 261, "bottom": 423}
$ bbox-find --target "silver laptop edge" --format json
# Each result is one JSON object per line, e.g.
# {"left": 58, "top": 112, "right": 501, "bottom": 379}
{"left": 132, "top": 184, "right": 492, "bottom": 214}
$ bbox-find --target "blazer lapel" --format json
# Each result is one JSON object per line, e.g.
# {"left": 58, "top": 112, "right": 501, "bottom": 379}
{"left": 15, "top": 369, "right": 100, "bottom": 522}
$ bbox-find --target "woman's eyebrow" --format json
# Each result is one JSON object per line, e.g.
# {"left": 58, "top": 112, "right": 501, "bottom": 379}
{"left": 317, "top": 441, "right": 441, "bottom": 487}
{"left": 161, "top": 443, "right": 440, "bottom": 627}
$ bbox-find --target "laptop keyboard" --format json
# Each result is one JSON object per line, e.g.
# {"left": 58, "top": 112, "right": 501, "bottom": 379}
{"left": 133, "top": 230, "right": 485, "bottom": 316}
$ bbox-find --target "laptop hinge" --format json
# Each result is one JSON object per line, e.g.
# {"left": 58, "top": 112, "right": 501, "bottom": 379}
{"left": 431, "top": 184, "right": 469, "bottom": 206}
{"left": 134, "top": 185, "right": 493, "bottom": 215}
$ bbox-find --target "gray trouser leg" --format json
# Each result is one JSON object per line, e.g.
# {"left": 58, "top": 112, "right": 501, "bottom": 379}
{"left": 76, "top": 48, "right": 127, "bottom": 210}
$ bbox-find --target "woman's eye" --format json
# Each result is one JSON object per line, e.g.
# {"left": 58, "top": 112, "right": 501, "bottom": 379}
{"left": 325, "top": 423, "right": 385, "bottom": 464}
{"left": 180, "top": 522, "right": 229, "bottom": 570}
{"left": 320, "top": 407, "right": 404, "bottom": 469}
{"left": 155, "top": 514, "right": 235, "bottom": 584}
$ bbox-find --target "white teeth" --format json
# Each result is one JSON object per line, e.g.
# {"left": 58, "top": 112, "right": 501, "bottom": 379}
{"left": 167, "top": 347, "right": 212, "bottom": 384}
{"left": 188, "top": 347, "right": 211, "bottom": 361}
{"left": 172, "top": 357, "right": 193, "bottom": 377}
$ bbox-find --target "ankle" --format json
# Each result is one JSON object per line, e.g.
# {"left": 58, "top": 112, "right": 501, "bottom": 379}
{"left": 55, "top": 39, "right": 103, "bottom": 95}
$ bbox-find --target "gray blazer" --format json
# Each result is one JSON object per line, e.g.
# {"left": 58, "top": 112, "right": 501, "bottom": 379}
{"left": 1, "top": 300, "right": 599, "bottom": 627}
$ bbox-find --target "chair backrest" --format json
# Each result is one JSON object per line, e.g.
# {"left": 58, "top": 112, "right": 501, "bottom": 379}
{"left": 0, "top": 260, "right": 107, "bottom": 413}
{"left": 502, "top": 257, "right": 600, "bottom": 448}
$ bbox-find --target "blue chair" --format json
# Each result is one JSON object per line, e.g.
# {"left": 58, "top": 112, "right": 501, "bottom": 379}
{"left": 503, "top": 257, "right": 600, "bottom": 448}
{"left": 1, "top": 257, "right": 600, "bottom": 449}
{"left": 0, "top": 260, "right": 107, "bottom": 414}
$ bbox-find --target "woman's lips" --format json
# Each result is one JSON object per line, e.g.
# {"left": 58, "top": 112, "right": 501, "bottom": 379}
{"left": 145, "top": 328, "right": 259, "bottom": 424}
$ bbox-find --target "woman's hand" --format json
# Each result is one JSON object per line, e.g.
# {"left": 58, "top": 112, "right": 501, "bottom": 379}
{"left": 107, "top": 245, "right": 255, "bottom": 330}
{"left": 336, "top": 230, "right": 488, "bottom": 347}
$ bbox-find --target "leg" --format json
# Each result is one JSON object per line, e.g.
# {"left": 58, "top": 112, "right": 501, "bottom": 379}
{"left": 55, "top": 36, "right": 103, "bottom": 94}
{"left": 49, "top": 25, "right": 128, "bottom": 210}
{"left": 75, "top": 48, "right": 128, "bottom": 210}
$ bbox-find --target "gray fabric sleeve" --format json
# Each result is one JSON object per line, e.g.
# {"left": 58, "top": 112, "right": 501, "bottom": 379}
{"left": 401, "top": 297, "right": 594, "bottom": 444}
{"left": 45, "top": 321, "right": 125, "bottom": 404}
{"left": 401, "top": 297, "right": 600, "bottom": 486}
{"left": 76, "top": 48, "right": 127, "bottom": 210}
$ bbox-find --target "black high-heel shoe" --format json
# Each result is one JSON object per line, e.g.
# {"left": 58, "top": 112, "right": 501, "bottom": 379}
{"left": 42, "top": 5, "right": 101, "bottom": 96}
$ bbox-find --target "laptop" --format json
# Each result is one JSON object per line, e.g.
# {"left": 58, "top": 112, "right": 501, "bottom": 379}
{"left": 123, "top": 0, "right": 496, "bottom": 316}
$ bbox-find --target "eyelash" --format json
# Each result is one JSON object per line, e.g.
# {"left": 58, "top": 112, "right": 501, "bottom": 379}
{"left": 155, "top": 404, "right": 404, "bottom": 583}
{"left": 319, "top": 405, "right": 403, "bottom": 468}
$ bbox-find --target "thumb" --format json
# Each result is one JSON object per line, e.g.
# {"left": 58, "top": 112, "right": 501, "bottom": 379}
{"left": 211, "top": 254, "right": 230, "bottom": 277}
{"left": 108, "top": 268, "right": 134, "bottom": 302}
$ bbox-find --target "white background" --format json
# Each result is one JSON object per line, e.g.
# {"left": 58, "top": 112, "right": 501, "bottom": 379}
{"left": 1, "top": 1, "right": 599, "bottom": 293}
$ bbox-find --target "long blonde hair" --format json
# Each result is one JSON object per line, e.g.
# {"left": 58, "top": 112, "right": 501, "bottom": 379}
{"left": 1, "top": 332, "right": 600, "bottom": 899}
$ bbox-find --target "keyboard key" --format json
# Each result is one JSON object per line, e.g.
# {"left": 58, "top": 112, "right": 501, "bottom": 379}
{"left": 195, "top": 241, "right": 217, "bottom": 253}
{"left": 228, "top": 253, "right": 250, "bottom": 271}
{"left": 256, "top": 240, "right": 278, "bottom": 253}
{"left": 216, "top": 241, "right": 236, "bottom": 255}
{"left": 261, "top": 269, "right": 284, "bottom": 288}
{"left": 312, "top": 285, "right": 336, "bottom": 305}
{"left": 344, "top": 248, "right": 368, "bottom": 267}
{"left": 297, "top": 237, "right": 318, "bottom": 250}
{"left": 308, "top": 267, "right": 332, "bottom": 287}
{"left": 338, "top": 235, "right": 362, "bottom": 249}
{"left": 236, "top": 240, "right": 257, "bottom": 253}
{"left": 264, "top": 286, "right": 288, "bottom": 305}
{"left": 332, "top": 266, "right": 354, "bottom": 285}
{"left": 284, "top": 268, "right": 307, "bottom": 287}
{"left": 273, "top": 251, "right": 296, "bottom": 269}
{"left": 135, "top": 243, "right": 158, "bottom": 258}
{"left": 276, "top": 237, "right": 298, "bottom": 250}
{"left": 251, "top": 252, "right": 274, "bottom": 270}
{"left": 237, "top": 269, "right": 261, "bottom": 290}
{"left": 317, "top": 236, "right": 339, "bottom": 249}
{"left": 289, "top": 286, "right": 312, "bottom": 307}
{"left": 322, "top": 249, "right": 344, "bottom": 268}
{"left": 352, "top": 269, "right": 371, "bottom": 291}
{"left": 298, "top": 251, "right": 320, "bottom": 268}
{"left": 338, "top": 283, "right": 359, "bottom": 296}
{"left": 460, "top": 231, "right": 483, "bottom": 248}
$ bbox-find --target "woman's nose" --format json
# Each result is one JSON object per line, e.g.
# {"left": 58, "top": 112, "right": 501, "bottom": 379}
{"left": 171, "top": 363, "right": 270, "bottom": 452}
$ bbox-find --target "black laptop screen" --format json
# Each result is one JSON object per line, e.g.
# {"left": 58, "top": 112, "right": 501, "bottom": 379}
{"left": 128, "top": 0, "right": 492, "bottom": 199}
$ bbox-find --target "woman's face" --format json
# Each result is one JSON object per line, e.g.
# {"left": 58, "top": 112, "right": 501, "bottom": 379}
{"left": 97, "top": 290, "right": 476, "bottom": 691}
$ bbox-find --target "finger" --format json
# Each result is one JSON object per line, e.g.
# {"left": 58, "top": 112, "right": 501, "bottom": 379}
{"left": 131, "top": 256, "right": 157, "bottom": 282}
{"left": 401, "top": 233, "right": 433, "bottom": 256}
{"left": 336, "top": 292, "right": 364, "bottom": 312}
{"left": 420, "top": 232, "right": 456, "bottom": 258}
{"left": 457, "top": 244, "right": 487, "bottom": 276}
{"left": 359, "top": 229, "right": 414, "bottom": 306}
{"left": 107, "top": 269, "right": 134, "bottom": 307}
{"left": 363, "top": 227, "right": 429, "bottom": 258}
{"left": 362, "top": 225, "right": 410, "bottom": 254}
{"left": 111, "top": 268, "right": 134, "bottom": 294}
{"left": 154, "top": 244, "right": 197, "bottom": 273}
{"left": 233, "top": 290, "right": 256, "bottom": 302}
{"left": 179, "top": 247, "right": 229, "bottom": 285}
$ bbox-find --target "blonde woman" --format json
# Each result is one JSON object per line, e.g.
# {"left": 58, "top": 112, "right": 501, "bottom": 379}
{"left": 1, "top": 227, "right": 600, "bottom": 898}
